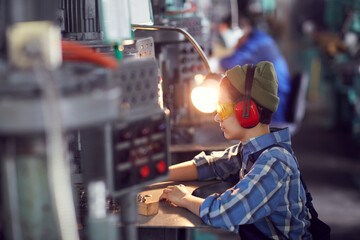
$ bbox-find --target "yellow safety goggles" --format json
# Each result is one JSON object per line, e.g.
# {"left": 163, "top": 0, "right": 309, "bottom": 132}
{"left": 216, "top": 102, "right": 234, "bottom": 120}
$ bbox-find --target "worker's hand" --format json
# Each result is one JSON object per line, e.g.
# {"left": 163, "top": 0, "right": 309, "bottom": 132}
{"left": 159, "top": 184, "right": 192, "bottom": 208}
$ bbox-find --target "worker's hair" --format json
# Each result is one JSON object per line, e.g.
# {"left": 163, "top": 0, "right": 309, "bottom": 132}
{"left": 221, "top": 0, "right": 261, "bottom": 28}
{"left": 219, "top": 77, "right": 273, "bottom": 124}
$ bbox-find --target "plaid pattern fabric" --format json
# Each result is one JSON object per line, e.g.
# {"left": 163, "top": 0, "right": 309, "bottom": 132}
{"left": 193, "top": 128, "right": 311, "bottom": 239}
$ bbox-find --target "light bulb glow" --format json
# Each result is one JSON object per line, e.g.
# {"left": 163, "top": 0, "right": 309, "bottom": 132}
{"left": 194, "top": 74, "right": 206, "bottom": 85}
{"left": 191, "top": 86, "right": 218, "bottom": 113}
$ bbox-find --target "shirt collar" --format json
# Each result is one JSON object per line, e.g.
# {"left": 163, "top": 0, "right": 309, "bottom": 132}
{"left": 241, "top": 127, "right": 291, "bottom": 165}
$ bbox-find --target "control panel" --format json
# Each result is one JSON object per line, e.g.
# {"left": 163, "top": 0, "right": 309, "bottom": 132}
{"left": 111, "top": 111, "right": 169, "bottom": 196}
{"left": 168, "top": 16, "right": 205, "bottom": 41}
{"left": 79, "top": 58, "right": 170, "bottom": 196}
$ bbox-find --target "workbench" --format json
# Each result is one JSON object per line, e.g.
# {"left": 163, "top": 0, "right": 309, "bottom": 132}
{"left": 136, "top": 180, "right": 228, "bottom": 240}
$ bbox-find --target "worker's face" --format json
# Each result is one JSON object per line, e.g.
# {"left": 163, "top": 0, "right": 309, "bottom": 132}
{"left": 218, "top": 22, "right": 230, "bottom": 33}
{"left": 214, "top": 88, "right": 244, "bottom": 140}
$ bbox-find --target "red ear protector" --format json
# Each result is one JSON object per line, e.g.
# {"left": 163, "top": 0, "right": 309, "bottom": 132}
{"left": 234, "top": 64, "right": 259, "bottom": 128}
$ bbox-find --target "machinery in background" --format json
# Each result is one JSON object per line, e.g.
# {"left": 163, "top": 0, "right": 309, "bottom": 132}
{"left": 77, "top": 57, "right": 170, "bottom": 240}
{"left": 300, "top": 0, "right": 360, "bottom": 146}
{"left": 0, "top": 0, "right": 170, "bottom": 240}
{"left": 133, "top": 0, "right": 280, "bottom": 144}
{"left": 323, "top": 0, "right": 360, "bottom": 145}
{"left": 134, "top": 0, "right": 215, "bottom": 144}
{"left": 0, "top": 0, "right": 245, "bottom": 239}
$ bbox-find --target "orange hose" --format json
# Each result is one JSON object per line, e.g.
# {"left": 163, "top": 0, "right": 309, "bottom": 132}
{"left": 61, "top": 40, "right": 118, "bottom": 69}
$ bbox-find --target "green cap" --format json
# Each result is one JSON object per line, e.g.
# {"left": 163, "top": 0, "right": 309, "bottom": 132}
{"left": 225, "top": 61, "right": 279, "bottom": 113}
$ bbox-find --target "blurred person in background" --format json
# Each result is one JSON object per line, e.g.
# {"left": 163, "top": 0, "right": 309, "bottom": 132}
{"left": 214, "top": 0, "right": 291, "bottom": 124}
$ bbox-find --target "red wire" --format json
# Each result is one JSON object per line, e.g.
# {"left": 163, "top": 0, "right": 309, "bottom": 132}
{"left": 61, "top": 40, "right": 118, "bottom": 69}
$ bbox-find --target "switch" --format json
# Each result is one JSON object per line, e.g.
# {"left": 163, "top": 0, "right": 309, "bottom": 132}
{"left": 150, "top": 141, "right": 163, "bottom": 153}
{"left": 156, "top": 161, "right": 166, "bottom": 174}
{"left": 156, "top": 122, "right": 166, "bottom": 132}
{"left": 123, "top": 130, "right": 133, "bottom": 140}
{"left": 140, "top": 165, "right": 150, "bottom": 178}
{"left": 140, "top": 127, "right": 150, "bottom": 136}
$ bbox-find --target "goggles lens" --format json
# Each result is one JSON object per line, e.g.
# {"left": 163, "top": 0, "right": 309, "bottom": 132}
{"left": 216, "top": 102, "right": 234, "bottom": 120}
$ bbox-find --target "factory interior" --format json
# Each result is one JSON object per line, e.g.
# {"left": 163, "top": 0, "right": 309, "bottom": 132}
{"left": 1, "top": 0, "right": 360, "bottom": 239}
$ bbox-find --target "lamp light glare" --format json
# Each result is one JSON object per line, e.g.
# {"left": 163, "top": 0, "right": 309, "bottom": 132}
{"left": 194, "top": 74, "right": 206, "bottom": 85}
{"left": 191, "top": 86, "right": 218, "bottom": 113}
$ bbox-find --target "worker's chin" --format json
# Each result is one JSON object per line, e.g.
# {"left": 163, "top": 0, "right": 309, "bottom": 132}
{"left": 223, "top": 132, "right": 235, "bottom": 140}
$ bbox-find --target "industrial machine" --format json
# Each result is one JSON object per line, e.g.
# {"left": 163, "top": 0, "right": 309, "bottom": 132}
{"left": 0, "top": 1, "right": 172, "bottom": 240}
{"left": 2, "top": 0, "right": 314, "bottom": 240}
{"left": 0, "top": 0, "right": 223, "bottom": 239}
{"left": 134, "top": 1, "right": 214, "bottom": 144}
{"left": 297, "top": 0, "right": 360, "bottom": 144}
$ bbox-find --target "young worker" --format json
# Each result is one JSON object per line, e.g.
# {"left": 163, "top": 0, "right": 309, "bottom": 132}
{"left": 159, "top": 61, "right": 311, "bottom": 239}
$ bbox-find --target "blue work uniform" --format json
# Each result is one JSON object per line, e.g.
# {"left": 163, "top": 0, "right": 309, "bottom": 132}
{"left": 220, "top": 30, "right": 291, "bottom": 123}
{"left": 193, "top": 128, "right": 311, "bottom": 239}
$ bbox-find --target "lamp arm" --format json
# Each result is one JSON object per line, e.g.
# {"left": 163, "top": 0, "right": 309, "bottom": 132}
{"left": 132, "top": 24, "right": 212, "bottom": 74}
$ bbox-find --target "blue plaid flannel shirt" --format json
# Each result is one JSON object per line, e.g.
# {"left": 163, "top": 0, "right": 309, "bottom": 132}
{"left": 193, "top": 128, "right": 311, "bottom": 239}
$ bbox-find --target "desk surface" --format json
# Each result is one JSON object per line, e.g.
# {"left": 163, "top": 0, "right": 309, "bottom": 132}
{"left": 137, "top": 181, "right": 219, "bottom": 228}
{"left": 137, "top": 124, "right": 231, "bottom": 228}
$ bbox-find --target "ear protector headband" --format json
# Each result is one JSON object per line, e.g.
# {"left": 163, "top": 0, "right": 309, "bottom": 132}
{"left": 234, "top": 64, "right": 259, "bottom": 128}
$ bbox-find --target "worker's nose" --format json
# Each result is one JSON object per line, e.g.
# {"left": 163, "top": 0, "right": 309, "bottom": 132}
{"left": 214, "top": 113, "right": 222, "bottom": 123}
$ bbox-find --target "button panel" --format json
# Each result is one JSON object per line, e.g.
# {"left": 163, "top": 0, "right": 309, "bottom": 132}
{"left": 112, "top": 113, "right": 169, "bottom": 191}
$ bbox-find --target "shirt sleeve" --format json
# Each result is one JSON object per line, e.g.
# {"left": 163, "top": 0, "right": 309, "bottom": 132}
{"left": 219, "top": 31, "right": 283, "bottom": 72}
{"left": 193, "top": 144, "right": 241, "bottom": 181}
{"left": 199, "top": 154, "right": 293, "bottom": 233}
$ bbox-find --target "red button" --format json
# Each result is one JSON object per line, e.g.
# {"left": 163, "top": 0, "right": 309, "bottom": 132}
{"left": 156, "top": 161, "right": 166, "bottom": 173}
{"left": 140, "top": 127, "right": 150, "bottom": 136}
{"left": 123, "top": 131, "right": 132, "bottom": 140}
{"left": 140, "top": 166, "right": 150, "bottom": 178}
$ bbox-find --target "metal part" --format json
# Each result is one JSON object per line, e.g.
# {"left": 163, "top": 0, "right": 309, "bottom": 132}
{"left": 58, "top": 0, "right": 102, "bottom": 41}
{"left": 120, "top": 192, "right": 138, "bottom": 240}
{"left": 88, "top": 181, "right": 106, "bottom": 219}
{"left": 1, "top": 140, "right": 22, "bottom": 240}
{"left": 132, "top": 24, "right": 212, "bottom": 73}
{"left": 87, "top": 181, "right": 119, "bottom": 240}
{"left": 35, "top": 63, "right": 79, "bottom": 240}
{"left": 77, "top": 58, "right": 170, "bottom": 198}
{"left": 1, "top": 136, "right": 60, "bottom": 240}
{"left": 17, "top": 155, "right": 60, "bottom": 240}
{"left": 6, "top": 21, "right": 62, "bottom": 70}
{"left": 0, "top": 39, "right": 121, "bottom": 240}
{"left": 0, "top": 87, "right": 121, "bottom": 134}
{"left": 132, "top": 17, "right": 213, "bottom": 139}
{"left": 137, "top": 194, "right": 153, "bottom": 203}
{"left": 123, "top": 37, "right": 156, "bottom": 59}
{"left": 0, "top": 64, "right": 122, "bottom": 134}
{"left": 137, "top": 194, "right": 142, "bottom": 202}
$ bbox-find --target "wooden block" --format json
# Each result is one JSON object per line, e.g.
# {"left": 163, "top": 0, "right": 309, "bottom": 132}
{"left": 137, "top": 193, "right": 159, "bottom": 216}
{"left": 138, "top": 200, "right": 159, "bottom": 216}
